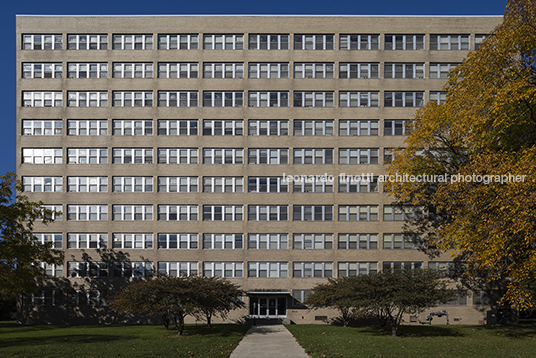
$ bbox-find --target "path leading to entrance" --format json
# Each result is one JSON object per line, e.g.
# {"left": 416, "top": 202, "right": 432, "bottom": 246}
{"left": 230, "top": 324, "right": 310, "bottom": 358}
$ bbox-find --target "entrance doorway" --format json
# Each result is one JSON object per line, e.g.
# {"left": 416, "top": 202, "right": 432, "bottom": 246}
{"left": 249, "top": 297, "right": 287, "bottom": 318}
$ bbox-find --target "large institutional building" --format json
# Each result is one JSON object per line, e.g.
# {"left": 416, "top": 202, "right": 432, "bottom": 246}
{"left": 17, "top": 15, "right": 502, "bottom": 324}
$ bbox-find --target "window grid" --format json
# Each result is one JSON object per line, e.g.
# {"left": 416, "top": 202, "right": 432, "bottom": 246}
{"left": 248, "top": 63, "right": 289, "bottom": 78}
{"left": 338, "top": 205, "right": 379, "bottom": 221}
{"left": 67, "top": 92, "right": 108, "bottom": 107}
{"left": 23, "top": 63, "right": 62, "bottom": 78}
{"left": 112, "top": 177, "right": 153, "bottom": 192}
{"left": 293, "top": 234, "right": 333, "bottom": 250}
{"left": 294, "top": 34, "right": 334, "bottom": 50}
{"left": 112, "top": 120, "right": 153, "bottom": 136}
{"left": 249, "top": 34, "right": 289, "bottom": 50}
{"left": 248, "top": 91, "right": 289, "bottom": 107}
{"left": 382, "top": 261, "right": 423, "bottom": 272}
{"left": 475, "top": 35, "right": 487, "bottom": 50}
{"left": 22, "top": 92, "right": 62, "bottom": 107}
{"left": 158, "top": 62, "right": 198, "bottom": 78}
{"left": 113, "top": 262, "right": 153, "bottom": 277}
{"left": 113, "top": 34, "right": 153, "bottom": 50}
{"left": 34, "top": 233, "right": 63, "bottom": 249}
{"left": 338, "top": 176, "right": 379, "bottom": 193}
{"left": 293, "top": 148, "right": 334, "bottom": 164}
{"left": 22, "top": 120, "right": 62, "bottom": 136}
{"left": 157, "top": 205, "right": 198, "bottom": 221}
{"left": 113, "top": 63, "right": 154, "bottom": 78}
{"left": 22, "top": 148, "right": 63, "bottom": 164}
{"left": 67, "top": 177, "right": 108, "bottom": 192}
{"left": 112, "top": 148, "right": 153, "bottom": 164}
{"left": 68, "top": 233, "right": 108, "bottom": 249}
{"left": 248, "top": 120, "right": 289, "bottom": 136}
{"left": 385, "top": 34, "right": 425, "bottom": 50}
{"left": 384, "top": 91, "right": 424, "bottom": 107}
{"left": 384, "top": 120, "right": 411, "bottom": 136}
{"left": 338, "top": 234, "right": 379, "bottom": 250}
{"left": 339, "top": 120, "right": 379, "bottom": 136}
{"left": 67, "top": 34, "right": 107, "bottom": 50}
{"left": 339, "top": 63, "right": 379, "bottom": 79}
{"left": 293, "top": 91, "right": 334, "bottom": 107}
{"left": 248, "top": 262, "right": 288, "bottom": 278}
{"left": 67, "top": 63, "right": 108, "bottom": 78}
{"left": 293, "top": 176, "right": 334, "bottom": 193}
{"left": 338, "top": 262, "right": 378, "bottom": 277}
{"left": 248, "top": 177, "right": 288, "bottom": 193}
{"left": 384, "top": 63, "right": 425, "bottom": 79}
{"left": 293, "top": 205, "right": 333, "bottom": 221}
{"left": 203, "top": 91, "right": 243, "bottom": 107}
{"left": 383, "top": 205, "right": 424, "bottom": 221}
{"left": 158, "top": 262, "right": 198, "bottom": 277}
{"left": 383, "top": 233, "right": 419, "bottom": 250}
{"left": 158, "top": 148, "right": 198, "bottom": 164}
{"left": 294, "top": 63, "right": 334, "bottom": 78}
{"left": 203, "top": 63, "right": 244, "bottom": 78}
{"left": 203, "top": 177, "right": 243, "bottom": 193}
{"left": 293, "top": 262, "right": 333, "bottom": 278}
{"left": 292, "top": 290, "right": 312, "bottom": 307}
{"left": 293, "top": 120, "right": 334, "bottom": 136}
{"left": 68, "top": 262, "right": 108, "bottom": 278}
{"left": 158, "top": 34, "right": 199, "bottom": 50}
{"left": 157, "top": 120, "right": 198, "bottom": 135}
{"left": 203, "top": 120, "right": 243, "bottom": 135}
{"left": 339, "top": 34, "right": 379, "bottom": 50}
{"left": 67, "top": 148, "right": 108, "bottom": 164}
{"left": 429, "top": 63, "right": 460, "bottom": 79}
{"left": 112, "top": 205, "right": 153, "bottom": 221}
{"left": 248, "top": 234, "right": 288, "bottom": 250}
{"left": 203, "top": 34, "right": 244, "bottom": 50}
{"left": 22, "top": 177, "right": 62, "bottom": 192}
{"left": 112, "top": 91, "right": 153, "bottom": 107}
{"left": 158, "top": 91, "right": 198, "bottom": 107}
{"left": 40, "top": 262, "right": 64, "bottom": 278}
{"left": 203, "top": 148, "right": 243, "bottom": 164}
{"left": 203, "top": 262, "right": 243, "bottom": 278}
{"left": 42, "top": 205, "right": 63, "bottom": 221}
{"left": 339, "top": 92, "right": 379, "bottom": 107}
{"left": 113, "top": 233, "right": 153, "bottom": 249}
{"left": 430, "top": 35, "right": 470, "bottom": 50}
{"left": 203, "top": 205, "right": 244, "bottom": 221}
{"left": 248, "top": 149, "right": 288, "bottom": 164}
{"left": 67, "top": 205, "right": 108, "bottom": 221}
{"left": 248, "top": 205, "right": 289, "bottom": 221}
{"left": 430, "top": 91, "right": 447, "bottom": 104}
{"left": 159, "top": 177, "right": 199, "bottom": 193}
{"left": 203, "top": 234, "right": 243, "bottom": 250}
{"left": 22, "top": 34, "right": 62, "bottom": 50}
{"left": 158, "top": 234, "right": 198, "bottom": 249}
{"left": 67, "top": 120, "right": 108, "bottom": 136}
{"left": 338, "top": 148, "right": 379, "bottom": 164}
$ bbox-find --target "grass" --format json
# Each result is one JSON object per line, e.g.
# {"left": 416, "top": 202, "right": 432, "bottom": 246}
{"left": 0, "top": 321, "right": 250, "bottom": 358}
{"left": 287, "top": 322, "right": 536, "bottom": 358}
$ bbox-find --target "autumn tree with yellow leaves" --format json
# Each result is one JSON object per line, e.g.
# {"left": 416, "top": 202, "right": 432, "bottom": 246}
{"left": 385, "top": 0, "right": 536, "bottom": 310}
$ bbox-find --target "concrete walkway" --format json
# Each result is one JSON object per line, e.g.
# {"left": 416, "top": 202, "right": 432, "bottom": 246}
{"left": 230, "top": 324, "right": 310, "bottom": 358}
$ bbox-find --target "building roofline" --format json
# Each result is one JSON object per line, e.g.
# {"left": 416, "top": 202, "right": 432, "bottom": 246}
{"left": 15, "top": 14, "right": 503, "bottom": 18}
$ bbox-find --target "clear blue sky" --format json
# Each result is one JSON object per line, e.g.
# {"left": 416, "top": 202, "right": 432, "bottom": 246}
{"left": 2, "top": 0, "right": 507, "bottom": 176}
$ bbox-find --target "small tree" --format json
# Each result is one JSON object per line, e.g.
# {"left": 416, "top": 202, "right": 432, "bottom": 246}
{"left": 188, "top": 276, "right": 245, "bottom": 327}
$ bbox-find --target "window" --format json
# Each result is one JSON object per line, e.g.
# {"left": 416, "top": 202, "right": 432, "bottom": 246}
{"left": 113, "top": 63, "right": 154, "bottom": 78}
{"left": 68, "top": 262, "right": 109, "bottom": 277}
{"left": 112, "top": 205, "right": 153, "bottom": 221}
{"left": 41, "top": 205, "right": 63, "bottom": 220}
{"left": 203, "top": 120, "right": 243, "bottom": 135}
{"left": 158, "top": 234, "right": 198, "bottom": 249}
{"left": 383, "top": 205, "right": 424, "bottom": 221}
{"left": 249, "top": 34, "right": 289, "bottom": 50}
{"left": 384, "top": 120, "right": 412, "bottom": 136}
{"left": 113, "top": 34, "right": 153, "bottom": 50}
{"left": 439, "top": 292, "right": 469, "bottom": 306}
{"left": 203, "top": 177, "right": 243, "bottom": 193}
{"left": 248, "top": 205, "right": 288, "bottom": 221}
{"left": 158, "top": 91, "right": 198, "bottom": 107}
{"left": 248, "top": 63, "right": 289, "bottom": 78}
{"left": 293, "top": 120, "right": 334, "bottom": 136}
{"left": 112, "top": 120, "right": 153, "bottom": 136}
{"left": 294, "top": 34, "right": 334, "bottom": 50}
{"left": 158, "top": 148, "right": 198, "bottom": 164}
{"left": 39, "top": 263, "right": 64, "bottom": 278}
{"left": 293, "top": 234, "right": 333, "bottom": 250}
{"left": 293, "top": 176, "right": 334, "bottom": 193}
{"left": 248, "top": 149, "right": 288, "bottom": 164}
{"left": 430, "top": 91, "right": 447, "bottom": 104}
{"left": 338, "top": 148, "right": 379, "bottom": 164}
{"left": 472, "top": 290, "right": 499, "bottom": 306}
{"left": 157, "top": 205, "right": 198, "bottom": 221}
{"left": 385, "top": 34, "right": 424, "bottom": 50}
{"left": 383, "top": 261, "right": 423, "bottom": 271}
{"left": 66, "top": 290, "right": 104, "bottom": 306}
{"left": 293, "top": 91, "right": 334, "bottom": 107}
{"left": 158, "top": 262, "right": 198, "bottom": 277}
{"left": 67, "top": 233, "right": 107, "bottom": 249}
{"left": 339, "top": 63, "right": 379, "bottom": 79}
{"left": 67, "top": 120, "right": 108, "bottom": 135}
{"left": 22, "top": 63, "right": 62, "bottom": 78}
{"left": 430, "top": 34, "right": 469, "bottom": 50}
{"left": 67, "top": 92, "right": 108, "bottom": 107}
{"left": 22, "top": 148, "right": 63, "bottom": 164}
{"left": 248, "top": 120, "right": 288, "bottom": 136}
{"left": 67, "top": 63, "right": 108, "bottom": 78}
{"left": 203, "top": 34, "right": 244, "bottom": 50}
{"left": 203, "top": 63, "right": 243, "bottom": 78}
{"left": 158, "top": 62, "right": 198, "bottom": 78}
{"left": 293, "top": 149, "right": 334, "bottom": 164}
{"left": 384, "top": 92, "right": 424, "bottom": 107}
{"left": 22, "top": 120, "right": 62, "bottom": 136}
{"left": 248, "top": 262, "right": 288, "bottom": 278}
{"left": 158, "top": 120, "right": 198, "bottom": 135}
{"left": 294, "top": 63, "right": 334, "bottom": 78}
{"left": 203, "top": 205, "right": 243, "bottom": 221}
{"left": 22, "top": 92, "right": 62, "bottom": 107}
{"left": 339, "top": 92, "right": 379, "bottom": 107}
{"left": 203, "top": 262, "right": 243, "bottom": 278}
{"left": 112, "top": 177, "right": 153, "bottom": 192}
{"left": 384, "top": 63, "right": 425, "bottom": 79}
{"left": 67, "top": 177, "right": 108, "bottom": 192}
{"left": 67, "top": 205, "right": 108, "bottom": 221}
{"left": 248, "top": 234, "right": 288, "bottom": 250}
{"left": 338, "top": 262, "right": 378, "bottom": 277}
{"left": 428, "top": 262, "right": 466, "bottom": 277}
{"left": 339, "top": 34, "right": 379, "bottom": 50}
{"left": 67, "top": 34, "right": 107, "bottom": 50}
{"left": 22, "top": 177, "right": 62, "bottom": 192}
{"left": 248, "top": 177, "right": 288, "bottom": 193}
{"left": 34, "top": 233, "right": 62, "bottom": 249}
{"left": 292, "top": 290, "right": 312, "bottom": 307}
{"left": 112, "top": 91, "right": 153, "bottom": 107}
{"left": 113, "top": 262, "right": 153, "bottom": 277}
{"left": 475, "top": 34, "right": 487, "bottom": 50}
{"left": 338, "top": 176, "right": 379, "bottom": 193}
{"left": 338, "top": 234, "right": 378, "bottom": 250}
{"left": 383, "top": 233, "right": 420, "bottom": 249}
{"left": 67, "top": 148, "right": 108, "bottom": 164}
{"left": 203, "top": 234, "right": 243, "bottom": 249}
{"left": 293, "top": 262, "right": 333, "bottom": 278}
{"left": 112, "top": 148, "right": 153, "bottom": 164}
{"left": 158, "top": 34, "right": 198, "bottom": 50}
{"left": 22, "top": 34, "right": 62, "bottom": 50}
{"left": 429, "top": 63, "right": 460, "bottom": 79}
{"left": 339, "top": 120, "right": 379, "bottom": 136}
{"left": 159, "top": 177, "right": 199, "bottom": 193}
{"left": 203, "top": 148, "right": 243, "bottom": 164}
{"left": 113, "top": 233, "right": 153, "bottom": 249}
{"left": 338, "top": 205, "right": 379, "bottom": 221}
{"left": 203, "top": 91, "right": 243, "bottom": 107}
{"left": 248, "top": 91, "right": 289, "bottom": 107}
{"left": 293, "top": 205, "right": 333, "bottom": 221}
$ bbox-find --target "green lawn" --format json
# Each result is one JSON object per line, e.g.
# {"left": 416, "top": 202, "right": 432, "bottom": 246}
{"left": 0, "top": 321, "right": 250, "bottom": 358}
{"left": 287, "top": 322, "right": 536, "bottom": 358}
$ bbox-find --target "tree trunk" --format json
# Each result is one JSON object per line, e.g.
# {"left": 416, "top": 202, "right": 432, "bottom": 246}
{"left": 175, "top": 314, "right": 185, "bottom": 336}
{"left": 206, "top": 312, "right": 212, "bottom": 328}
{"left": 391, "top": 324, "right": 398, "bottom": 337}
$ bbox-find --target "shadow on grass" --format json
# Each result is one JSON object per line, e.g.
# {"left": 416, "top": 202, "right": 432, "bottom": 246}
{"left": 0, "top": 333, "right": 126, "bottom": 348}
{"left": 471, "top": 322, "right": 536, "bottom": 338}
{"left": 181, "top": 324, "right": 251, "bottom": 338}
{"left": 357, "top": 324, "right": 465, "bottom": 338}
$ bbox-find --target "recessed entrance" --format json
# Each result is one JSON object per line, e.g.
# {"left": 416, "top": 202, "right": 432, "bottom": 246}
{"left": 249, "top": 297, "right": 287, "bottom": 318}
